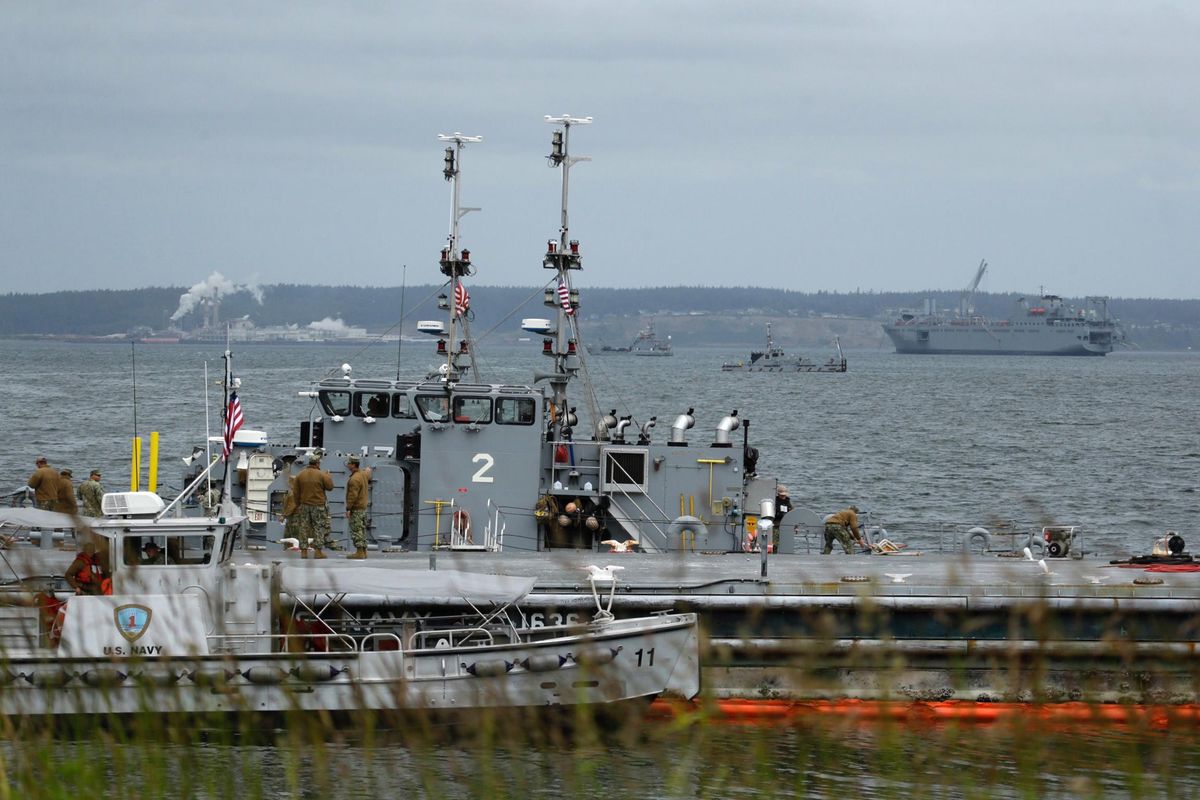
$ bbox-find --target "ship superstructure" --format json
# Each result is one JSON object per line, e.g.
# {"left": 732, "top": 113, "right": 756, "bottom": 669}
{"left": 217, "top": 118, "right": 776, "bottom": 556}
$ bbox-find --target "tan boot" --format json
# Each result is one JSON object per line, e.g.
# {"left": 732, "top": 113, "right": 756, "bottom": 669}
{"left": 346, "top": 547, "right": 367, "bottom": 560}
{"left": 313, "top": 549, "right": 327, "bottom": 560}
{"left": 300, "top": 548, "right": 308, "bottom": 560}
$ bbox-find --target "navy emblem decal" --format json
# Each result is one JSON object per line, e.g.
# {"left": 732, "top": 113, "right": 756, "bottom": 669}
{"left": 114, "top": 604, "right": 153, "bottom": 643}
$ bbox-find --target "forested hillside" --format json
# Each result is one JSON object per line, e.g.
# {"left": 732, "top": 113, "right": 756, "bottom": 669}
{"left": 0, "top": 285, "right": 1196, "bottom": 350}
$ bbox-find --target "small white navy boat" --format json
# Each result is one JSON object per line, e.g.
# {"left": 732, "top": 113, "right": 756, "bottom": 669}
{"left": 0, "top": 494, "right": 699, "bottom": 718}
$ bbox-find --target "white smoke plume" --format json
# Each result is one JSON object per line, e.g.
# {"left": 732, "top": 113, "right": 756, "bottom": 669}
{"left": 308, "top": 317, "right": 351, "bottom": 333}
{"left": 170, "top": 271, "right": 264, "bottom": 321}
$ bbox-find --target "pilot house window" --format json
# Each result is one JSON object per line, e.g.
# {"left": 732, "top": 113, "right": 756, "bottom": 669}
{"left": 392, "top": 393, "right": 414, "bottom": 418}
{"left": 355, "top": 391, "right": 390, "bottom": 418}
{"left": 453, "top": 397, "right": 492, "bottom": 424}
{"left": 122, "top": 535, "right": 217, "bottom": 567}
{"left": 415, "top": 395, "right": 449, "bottom": 422}
{"left": 319, "top": 390, "right": 352, "bottom": 417}
{"left": 496, "top": 397, "right": 536, "bottom": 425}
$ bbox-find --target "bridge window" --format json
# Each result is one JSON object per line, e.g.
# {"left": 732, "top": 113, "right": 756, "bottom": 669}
{"left": 453, "top": 396, "right": 492, "bottom": 424}
{"left": 319, "top": 390, "right": 352, "bottom": 417}
{"left": 415, "top": 395, "right": 450, "bottom": 423}
{"left": 354, "top": 391, "right": 390, "bottom": 418}
{"left": 496, "top": 397, "right": 536, "bottom": 425}
{"left": 123, "top": 535, "right": 216, "bottom": 566}
{"left": 392, "top": 393, "right": 415, "bottom": 418}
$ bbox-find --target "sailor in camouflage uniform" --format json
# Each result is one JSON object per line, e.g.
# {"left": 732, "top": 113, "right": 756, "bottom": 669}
{"left": 294, "top": 453, "right": 333, "bottom": 559}
{"left": 822, "top": 505, "right": 864, "bottom": 555}
{"left": 28, "top": 456, "right": 59, "bottom": 511}
{"left": 78, "top": 470, "right": 104, "bottom": 517}
{"left": 56, "top": 469, "right": 79, "bottom": 516}
{"left": 280, "top": 473, "right": 300, "bottom": 544}
{"left": 344, "top": 455, "right": 371, "bottom": 559}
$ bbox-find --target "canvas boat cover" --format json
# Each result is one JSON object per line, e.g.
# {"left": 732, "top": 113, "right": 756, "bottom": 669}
{"left": 281, "top": 566, "right": 536, "bottom": 606}
{"left": 0, "top": 507, "right": 82, "bottom": 530}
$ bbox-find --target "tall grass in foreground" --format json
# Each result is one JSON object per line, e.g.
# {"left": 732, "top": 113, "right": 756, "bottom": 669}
{"left": 3, "top": 702, "right": 1200, "bottom": 800}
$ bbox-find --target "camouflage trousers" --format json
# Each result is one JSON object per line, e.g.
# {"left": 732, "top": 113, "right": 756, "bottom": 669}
{"left": 296, "top": 505, "right": 332, "bottom": 550}
{"left": 823, "top": 523, "right": 854, "bottom": 555}
{"left": 37, "top": 500, "right": 58, "bottom": 512}
{"left": 284, "top": 513, "right": 301, "bottom": 542}
{"left": 348, "top": 509, "right": 368, "bottom": 549}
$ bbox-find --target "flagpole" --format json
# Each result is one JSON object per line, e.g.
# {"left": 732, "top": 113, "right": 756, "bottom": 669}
{"left": 396, "top": 264, "right": 406, "bottom": 381}
{"left": 218, "top": 326, "right": 234, "bottom": 518}
{"left": 204, "top": 360, "right": 212, "bottom": 502}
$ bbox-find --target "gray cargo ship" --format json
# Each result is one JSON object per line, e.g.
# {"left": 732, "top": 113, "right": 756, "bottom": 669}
{"left": 883, "top": 261, "right": 1122, "bottom": 356}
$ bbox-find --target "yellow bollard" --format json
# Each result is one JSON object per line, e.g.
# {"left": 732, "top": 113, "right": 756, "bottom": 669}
{"left": 131, "top": 437, "right": 142, "bottom": 492}
{"left": 148, "top": 432, "right": 159, "bottom": 494}
{"left": 424, "top": 499, "right": 451, "bottom": 548}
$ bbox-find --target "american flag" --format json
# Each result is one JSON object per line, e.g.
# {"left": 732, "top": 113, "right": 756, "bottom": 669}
{"left": 454, "top": 282, "right": 469, "bottom": 316}
{"left": 557, "top": 279, "right": 574, "bottom": 316}
{"left": 223, "top": 391, "right": 244, "bottom": 461}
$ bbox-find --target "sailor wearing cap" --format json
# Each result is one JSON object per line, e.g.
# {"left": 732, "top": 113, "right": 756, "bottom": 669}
{"left": 822, "top": 505, "right": 864, "bottom": 555}
{"left": 56, "top": 469, "right": 79, "bottom": 516}
{"left": 294, "top": 452, "right": 334, "bottom": 559}
{"left": 344, "top": 455, "right": 371, "bottom": 560}
{"left": 140, "top": 540, "right": 165, "bottom": 565}
{"left": 28, "top": 456, "right": 60, "bottom": 511}
{"left": 79, "top": 470, "right": 105, "bottom": 517}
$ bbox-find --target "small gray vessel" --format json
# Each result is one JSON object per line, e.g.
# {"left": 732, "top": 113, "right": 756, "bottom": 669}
{"left": 721, "top": 324, "right": 846, "bottom": 372}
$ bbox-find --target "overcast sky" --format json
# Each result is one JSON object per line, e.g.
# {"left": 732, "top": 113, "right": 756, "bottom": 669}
{"left": 3, "top": 2, "right": 1198, "bottom": 298}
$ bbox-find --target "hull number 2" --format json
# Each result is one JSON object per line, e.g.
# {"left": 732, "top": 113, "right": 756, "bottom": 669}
{"left": 472, "top": 453, "right": 495, "bottom": 483}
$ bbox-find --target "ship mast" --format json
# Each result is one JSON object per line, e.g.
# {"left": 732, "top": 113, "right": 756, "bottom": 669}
{"left": 436, "top": 132, "right": 483, "bottom": 383}
{"left": 540, "top": 114, "right": 601, "bottom": 439}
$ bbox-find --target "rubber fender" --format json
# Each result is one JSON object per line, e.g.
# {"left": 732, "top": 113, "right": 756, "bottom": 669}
{"left": 26, "top": 670, "right": 72, "bottom": 688}
{"left": 132, "top": 669, "right": 180, "bottom": 687}
{"left": 242, "top": 666, "right": 289, "bottom": 685}
{"left": 291, "top": 663, "right": 340, "bottom": 683}
{"left": 190, "top": 669, "right": 232, "bottom": 687}
{"left": 81, "top": 668, "right": 127, "bottom": 688}
{"left": 964, "top": 527, "right": 990, "bottom": 553}
{"left": 667, "top": 515, "right": 708, "bottom": 541}
{"left": 573, "top": 646, "right": 617, "bottom": 667}
{"left": 1025, "top": 536, "right": 1046, "bottom": 557}
{"left": 523, "top": 654, "right": 567, "bottom": 672}
{"left": 467, "top": 659, "right": 511, "bottom": 678}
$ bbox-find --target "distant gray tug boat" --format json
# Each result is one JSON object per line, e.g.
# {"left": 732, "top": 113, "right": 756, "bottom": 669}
{"left": 882, "top": 260, "right": 1123, "bottom": 356}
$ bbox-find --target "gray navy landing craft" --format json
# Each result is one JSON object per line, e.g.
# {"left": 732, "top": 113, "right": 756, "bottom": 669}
{"left": 883, "top": 260, "right": 1124, "bottom": 356}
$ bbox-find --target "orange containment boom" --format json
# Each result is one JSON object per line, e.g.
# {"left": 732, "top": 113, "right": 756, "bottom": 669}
{"left": 649, "top": 698, "right": 1200, "bottom": 728}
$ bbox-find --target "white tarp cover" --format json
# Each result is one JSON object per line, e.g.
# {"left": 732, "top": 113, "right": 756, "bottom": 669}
{"left": 0, "top": 507, "right": 83, "bottom": 530}
{"left": 281, "top": 566, "right": 536, "bottom": 606}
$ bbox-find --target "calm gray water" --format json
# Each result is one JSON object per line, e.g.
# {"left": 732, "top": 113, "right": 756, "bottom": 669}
{"left": 2, "top": 339, "right": 1196, "bottom": 553}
